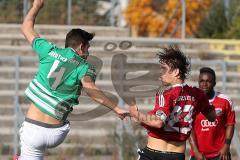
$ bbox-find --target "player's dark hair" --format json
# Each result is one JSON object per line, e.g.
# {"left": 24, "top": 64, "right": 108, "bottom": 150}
{"left": 199, "top": 67, "right": 216, "bottom": 82}
{"left": 65, "top": 28, "right": 95, "bottom": 48}
{"left": 157, "top": 46, "right": 190, "bottom": 80}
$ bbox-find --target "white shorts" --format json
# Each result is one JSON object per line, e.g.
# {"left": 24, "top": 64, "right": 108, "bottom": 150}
{"left": 19, "top": 118, "right": 70, "bottom": 160}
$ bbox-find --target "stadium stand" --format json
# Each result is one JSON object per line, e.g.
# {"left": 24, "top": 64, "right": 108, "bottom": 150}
{"left": 0, "top": 24, "right": 239, "bottom": 160}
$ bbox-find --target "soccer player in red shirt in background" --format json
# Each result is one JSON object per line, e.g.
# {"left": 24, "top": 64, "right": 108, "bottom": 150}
{"left": 129, "top": 46, "right": 216, "bottom": 160}
{"left": 189, "top": 67, "right": 235, "bottom": 160}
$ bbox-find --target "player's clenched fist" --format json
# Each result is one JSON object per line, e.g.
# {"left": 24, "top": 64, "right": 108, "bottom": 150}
{"left": 114, "top": 107, "right": 130, "bottom": 120}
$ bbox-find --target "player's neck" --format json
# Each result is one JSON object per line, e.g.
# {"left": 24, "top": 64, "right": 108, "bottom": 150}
{"left": 207, "top": 90, "right": 215, "bottom": 100}
{"left": 170, "top": 79, "right": 184, "bottom": 86}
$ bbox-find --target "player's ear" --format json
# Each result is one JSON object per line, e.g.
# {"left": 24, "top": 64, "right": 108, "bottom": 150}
{"left": 80, "top": 43, "right": 85, "bottom": 51}
{"left": 173, "top": 68, "right": 180, "bottom": 77}
{"left": 75, "top": 44, "right": 83, "bottom": 55}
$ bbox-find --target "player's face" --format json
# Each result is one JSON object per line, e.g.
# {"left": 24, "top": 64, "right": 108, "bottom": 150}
{"left": 159, "top": 63, "right": 175, "bottom": 85}
{"left": 198, "top": 73, "right": 215, "bottom": 94}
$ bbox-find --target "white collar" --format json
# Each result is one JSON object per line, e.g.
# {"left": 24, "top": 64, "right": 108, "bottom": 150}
{"left": 172, "top": 83, "right": 187, "bottom": 88}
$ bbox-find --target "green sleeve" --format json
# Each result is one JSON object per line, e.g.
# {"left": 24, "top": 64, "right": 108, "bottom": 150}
{"left": 78, "top": 63, "right": 96, "bottom": 82}
{"left": 32, "top": 38, "right": 55, "bottom": 60}
{"left": 85, "top": 65, "right": 96, "bottom": 82}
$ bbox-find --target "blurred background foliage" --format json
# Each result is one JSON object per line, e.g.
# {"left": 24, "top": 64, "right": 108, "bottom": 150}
{"left": 0, "top": 0, "right": 107, "bottom": 25}
{"left": 197, "top": 0, "right": 240, "bottom": 39}
{"left": 125, "top": 0, "right": 212, "bottom": 37}
{"left": 1, "top": 0, "right": 240, "bottom": 38}
{"left": 125, "top": 0, "right": 240, "bottom": 38}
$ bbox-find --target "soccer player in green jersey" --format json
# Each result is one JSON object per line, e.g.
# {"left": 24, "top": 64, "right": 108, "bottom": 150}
{"left": 18, "top": 0, "right": 129, "bottom": 159}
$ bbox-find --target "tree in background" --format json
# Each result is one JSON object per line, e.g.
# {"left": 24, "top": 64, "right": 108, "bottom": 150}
{"left": 225, "top": 16, "right": 240, "bottom": 39}
{"left": 72, "top": 0, "right": 105, "bottom": 25}
{"left": 0, "top": 0, "right": 106, "bottom": 25}
{"left": 36, "top": 0, "right": 66, "bottom": 24}
{"left": 190, "top": 0, "right": 240, "bottom": 39}
{"left": 196, "top": 0, "right": 229, "bottom": 38}
{"left": 0, "top": 0, "right": 22, "bottom": 23}
{"left": 225, "top": 0, "right": 240, "bottom": 38}
{"left": 124, "top": 0, "right": 212, "bottom": 37}
{"left": 124, "top": 0, "right": 165, "bottom": 37}
{"left": 37, "top": 0, "right": 104, "bottom": 25}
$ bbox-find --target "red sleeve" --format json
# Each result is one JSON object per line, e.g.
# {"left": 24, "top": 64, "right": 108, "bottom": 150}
{"left": 140, "top": 91, "right": 172, "bottom": 130}
{"left": 225, "top": 99, "right": 236, "bottom": 125}
{"left": 198, "top": 90, "right": 214, "bottom": 115}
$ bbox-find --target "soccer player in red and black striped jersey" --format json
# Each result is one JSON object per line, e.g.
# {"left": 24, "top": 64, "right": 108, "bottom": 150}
{"left": 189, "top": 67, "right": 235, "bottom": 160}
{"left": 129, "top": 46, "right": 216, "bottom": 160}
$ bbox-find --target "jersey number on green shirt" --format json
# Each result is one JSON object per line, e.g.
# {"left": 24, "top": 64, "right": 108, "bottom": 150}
{"left": 47, "top": 60, "right": 66, "bottom": 90}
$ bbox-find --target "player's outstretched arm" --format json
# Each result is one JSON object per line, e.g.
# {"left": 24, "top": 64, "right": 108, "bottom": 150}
{"left": 129, "top": 105, "right": 164, "bottom": 128}
{"left": 81, "top": 76, "right": 129, "bottom": 119}
{"left": 21, "top": 0, "right": 44, "bottom": 44}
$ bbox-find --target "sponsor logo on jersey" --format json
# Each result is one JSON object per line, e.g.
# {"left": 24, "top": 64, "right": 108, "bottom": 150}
{"left": 215, "top": 108, "right": 222, "bottom": 116}
{"left": 68, "top": 58, "right": 80, "bottom": 65}
{"left": 201, "top": 119, "right": 218, "bottom": 128}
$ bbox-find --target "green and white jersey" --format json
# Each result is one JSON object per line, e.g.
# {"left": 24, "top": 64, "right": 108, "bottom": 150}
{"left": 25, "top": 38, "right": 96, "bottom": 121}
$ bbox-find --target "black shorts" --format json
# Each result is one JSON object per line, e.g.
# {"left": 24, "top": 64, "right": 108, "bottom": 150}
{"left": 137, "top": 147, "right": 185, "bottom": 160}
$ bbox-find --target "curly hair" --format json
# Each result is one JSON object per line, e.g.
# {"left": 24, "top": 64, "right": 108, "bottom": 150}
{"left": 157, "top": 46, "right": 190, "bottom": 80}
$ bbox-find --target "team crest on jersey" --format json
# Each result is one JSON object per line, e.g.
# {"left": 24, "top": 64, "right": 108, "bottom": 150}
{"left": 215, "top": 108, "right": 222, "bottom": 116}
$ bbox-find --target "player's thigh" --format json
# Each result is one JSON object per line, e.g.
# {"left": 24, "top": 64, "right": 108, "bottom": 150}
{"left": 19, "top": 153, "right": 43, "bottom": 160}
{"left": 19, "top": 121, "right": 46, "bottom": 149}
{"left": 46, "top": 121, "right": 70, "bottom": 148}
{"left": 19, "top": 122, "right": 45, "bottom": 160}
{"left": 19, "top": 119, "right": 70, "bottom": 158}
